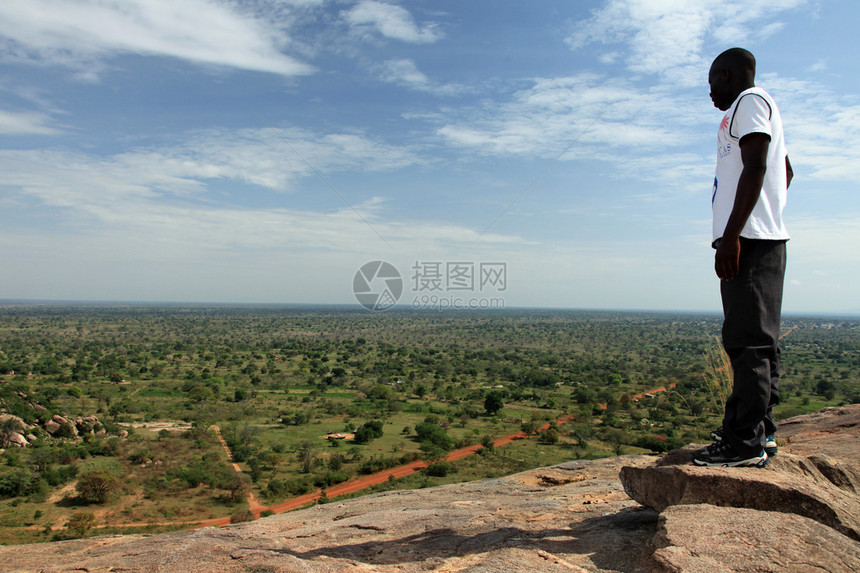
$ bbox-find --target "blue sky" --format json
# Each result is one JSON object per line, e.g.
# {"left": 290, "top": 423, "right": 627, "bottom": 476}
{"left": 0, "top": 0, "right": 857, "bottom": 313}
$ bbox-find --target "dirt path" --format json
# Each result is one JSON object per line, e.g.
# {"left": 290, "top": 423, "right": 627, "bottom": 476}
{"left": 211, "top": 425, "right": 242, "bottom": 472}
{"left": 211, "top": 425, "right": 266, "bottom": 514}
{"left": 779, "top": 324, "right": 799, "bottom": 340}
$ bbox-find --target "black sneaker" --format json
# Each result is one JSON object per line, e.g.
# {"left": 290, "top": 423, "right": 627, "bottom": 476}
{"left": 691, "top": 441, "right": 769, "bottom": 467}
{"left": 764, "top": 435, "right": 778, "bottom": 457}
{"left": 711, "top": 427, "right": 778, "bottom": 457}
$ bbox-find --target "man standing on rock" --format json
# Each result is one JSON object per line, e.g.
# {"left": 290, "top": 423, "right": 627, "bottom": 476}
{"left": 693, "top": 48, "right": 793, "bottom": 467}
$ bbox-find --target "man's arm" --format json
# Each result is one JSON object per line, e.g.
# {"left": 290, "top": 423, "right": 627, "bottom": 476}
{"left": 786, "top": 155, "right": 793, "bottom": 189}
{"left": 714, "top": 132, "right": 770, "bottom": 281}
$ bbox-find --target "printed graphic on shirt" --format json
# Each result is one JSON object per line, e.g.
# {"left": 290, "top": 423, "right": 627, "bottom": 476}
{"left": 717, "top": 114, "right": 732, "bottom": 158}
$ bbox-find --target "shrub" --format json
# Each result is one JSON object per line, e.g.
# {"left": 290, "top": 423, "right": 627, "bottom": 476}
{"left": 43, "top": 464, "right": 78, "bottom": 487}
{"left": 265, "top": 478, "right": 287, "bottom": 498}
{"left": 128, "top": 449, "right": 151, "bottom": 465}
{"left": 424, "top": 461, "right": 454, "bottom": 477}
{"left": 0, "top": 468, "right": 43, "bottom": 498}
{"left": 313, "top": 470, "right": 349, "bottom": 488}
{"left": 230, "top": 509, "right": 255, "bottom": 523}
{"left": 414, "top": 421, "right": 453, "bottom": 451}
{"left": 540, "top": 427, "right": 560, "bottom": 444}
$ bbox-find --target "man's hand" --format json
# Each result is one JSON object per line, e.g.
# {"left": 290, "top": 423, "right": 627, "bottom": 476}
{"left": 715, "top": 236, "right": 741, "bottom": 280}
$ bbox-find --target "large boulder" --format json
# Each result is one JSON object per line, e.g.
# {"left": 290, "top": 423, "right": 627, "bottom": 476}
{"left": 50, "top": 415, "right": 78, "bottom": 437}
{"left": 621, "top": 404, "right": 860, "bottom": 570}
{"left": 43, "top": 419, "right": 61, "bottom": 435}
{"left": 76, "top": 415, "right": 101, "bottom": 435}
{"left": 7, "top": 431, "right": 29, "bottom": 447}
{"left": 0, "top": 413, "right": 30, "bottom": 431}
{"left": 620, "top": 459, "right": 860, "bottom": 540}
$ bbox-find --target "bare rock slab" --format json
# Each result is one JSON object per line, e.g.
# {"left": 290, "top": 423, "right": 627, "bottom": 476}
{"left": 646, "top": 504, "right": 860, "bottom": 573}
{"left": 620, "top": 463, "right": 860, "bottom": 540}
{"left": 0, "top": 456, "right": 659, "bottom": 573}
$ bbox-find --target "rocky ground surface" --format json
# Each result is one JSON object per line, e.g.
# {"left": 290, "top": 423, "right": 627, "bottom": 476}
{"left": 1, "top": 405, "right": 858, "bottom": 572}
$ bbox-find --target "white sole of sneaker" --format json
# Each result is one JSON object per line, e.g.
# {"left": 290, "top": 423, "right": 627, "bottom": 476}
{"left": 692, "top": 455, "right": 769, "bottom": 468}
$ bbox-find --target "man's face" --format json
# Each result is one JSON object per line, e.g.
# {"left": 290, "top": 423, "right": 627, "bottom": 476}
{"left": 708, "top": 64, "right": 732, "bottom": 112}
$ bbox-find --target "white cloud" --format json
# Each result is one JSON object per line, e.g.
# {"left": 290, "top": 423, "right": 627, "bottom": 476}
{"left": 380, "top": 59, "right": 429, "bottom": 87}
{"left": 567, "top": 0, "right": 805, "bottom": 85}
{"left": 130, "top": 127, "right": 420, "bottom": 191}
{"left": 0, "top": 141, "right": 528, "bottom": 303}
{"left": 0, "top": 0, "right": 314, "bottom": 77}
{"left": 0, "top": 109, "right": 60, "bottom": 135}
{"left": 435, "top": 73, "right": 707, "bottom": 187}
{"left": 378, "top": 59, "right": 465, "bottom": 96}
{"left": 760, "top": 74, "right": 860, "bottom": 181}
{"left": 0, "top": 127, "right": 422, "bottom": 219}
{"left": 807, "top": 59, "right": 827, "bottom": 73}
{"left": 345, "top": 1, "right": 441, "bottom": 44}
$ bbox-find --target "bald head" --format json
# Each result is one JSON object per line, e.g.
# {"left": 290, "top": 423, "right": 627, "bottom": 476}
{"left": 713, "top": 48, "right": 756, "bottom": 80}
{"left": 708, "top": 48, "right": 756, "bottom": 111}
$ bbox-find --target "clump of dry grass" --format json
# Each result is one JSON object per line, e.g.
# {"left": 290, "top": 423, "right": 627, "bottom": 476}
{"left": 704, "top": 338, "right": 733, "bottom": 415}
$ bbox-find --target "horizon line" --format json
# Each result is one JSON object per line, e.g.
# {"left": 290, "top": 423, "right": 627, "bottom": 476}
{"left": 0, "top": 298, "right": 857, "bottom": 318}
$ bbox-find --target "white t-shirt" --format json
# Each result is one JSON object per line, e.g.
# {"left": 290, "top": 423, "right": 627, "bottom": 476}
{"left": 712, "top": 86, "right": 789, "bottom": 242}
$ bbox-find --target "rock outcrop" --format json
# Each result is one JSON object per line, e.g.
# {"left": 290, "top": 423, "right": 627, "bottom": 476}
{"left": 0, "top": 406, "right": 857, "bottom": 572}
{"left": 621, "top": 405, "right": 860, "bottom": 571}
{"left": 0, "top": 411, "right": 105, "bottom": 448}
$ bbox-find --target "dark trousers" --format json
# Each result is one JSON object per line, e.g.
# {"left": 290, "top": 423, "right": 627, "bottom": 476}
{"left": 720, "top": 238, "right": 786, "bottom": 456}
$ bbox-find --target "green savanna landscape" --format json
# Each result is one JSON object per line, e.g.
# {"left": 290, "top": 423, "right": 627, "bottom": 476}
{"left": 1, "top": 304, "right": 857, "bottom": 545}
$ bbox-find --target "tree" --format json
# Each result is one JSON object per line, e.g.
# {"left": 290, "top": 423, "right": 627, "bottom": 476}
{"left": 296, "top": 441, "right": 318, "bottom": 474}
{"left": 484, "top": 391, "right": 504, "bottom": 416}
{"left": 187, "top": 385, "right": 213, "bottom": 402}
{"left": 75, "top": 470, "right": 117, "bottom": 504}
{"left": 520, "top": 420, "right": 537, "bottom": 436}
{"left": 221, "top": 473, "right": 251, "bottom": 503}
{"left": 414, "top": 419, "right": 453, "bottom": 454}
{"left": 353, "top": 420, "right": 384, "bottom": 444}
{"left": 605, "top": 429, "right": 628, "bottom": 456}
{"left": 66, "top": 512, "right": 96, "bottom": 537}
{"left": 572, "top": 424, "right": 595, "bottom": 448}
{"left": 480, "top": 434, "right": 495, "bottom": 452}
